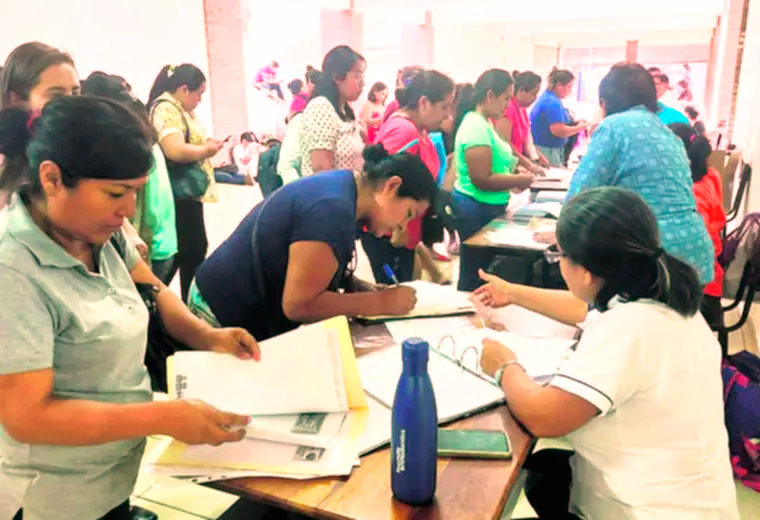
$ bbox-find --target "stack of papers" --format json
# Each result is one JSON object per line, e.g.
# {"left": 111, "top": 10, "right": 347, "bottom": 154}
{"left": 149, "top": 317, "right": 370, "bottom": 481}
{"left": 360, "top": 280, "right": 476, "bottom": 322}
{"left": 540, "top": 167, "right": 573, "bottom": 181}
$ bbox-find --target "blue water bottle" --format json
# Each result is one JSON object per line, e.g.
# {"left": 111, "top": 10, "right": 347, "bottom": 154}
{"left": 391, "top": 337, "right": 438, "bottom": 505}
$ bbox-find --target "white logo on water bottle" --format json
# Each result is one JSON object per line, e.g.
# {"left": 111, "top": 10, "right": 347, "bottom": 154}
{"left": 395, "top": 429, "right": 406, "bottom": 473}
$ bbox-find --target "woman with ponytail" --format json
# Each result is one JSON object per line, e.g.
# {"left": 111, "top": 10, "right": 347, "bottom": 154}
{"left": 147, "top": 63, "right": 220, "bottom": 301}
{"left": 452, "top": 68, "right": 534, "bottom": 291}
{"left": 475, "top": 187, "right": 737, "bottom": 520}
{"left": 190, "top": 145, "right": 439, "bottom": 341}
{"left": 529, "top": 67, "right": 586, "bottom": 167}
{"left": 0, "top": 96, "right": 259, "bottom": 520}
{"left": 670, "top": 122, "right": 726, "bottom": 329}
{"left": 360, "top": 70, "right": 455, "bottom": 285}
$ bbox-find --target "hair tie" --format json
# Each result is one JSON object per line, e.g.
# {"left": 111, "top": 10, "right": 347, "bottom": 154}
{"left": 690, "top": 134, "right": 696, "bottom": 143}
{"left": 26, "top": 110, "right": 41, "bottom": 133}
{"left": 651, "top": 247, "right": 665, "bottom": 261}
{"left": 167, "top": 65, "right": 176, "bottom": 77}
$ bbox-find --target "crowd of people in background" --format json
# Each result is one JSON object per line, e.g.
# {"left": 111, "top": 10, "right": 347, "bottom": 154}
{"left": 0, "top": 39, "right": 742, "bottom": 520}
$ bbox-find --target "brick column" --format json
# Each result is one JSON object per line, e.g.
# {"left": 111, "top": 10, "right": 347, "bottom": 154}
{"left": 320, "top": 8, "right": 364, "bottom": 55}
{"left": 204, "top": 0, "right": 249, "bottom": 138}
{"left": 401, "top": 11, "right": 434, "bottom": 68}
{"left": 625, "top": 40, "right": 638, "bottom": 62}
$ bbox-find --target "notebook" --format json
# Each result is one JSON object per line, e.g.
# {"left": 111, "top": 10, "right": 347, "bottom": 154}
{"left": 167, "top": 316, "right": 367, "bottom": 416}
{"left": 359, "top": 280, "right": 477, "bottom": 323}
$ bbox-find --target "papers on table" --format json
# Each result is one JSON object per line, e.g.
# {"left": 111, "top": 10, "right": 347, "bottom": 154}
{"left": 360, "top": 280, "right": 476, "bottom": 322}
{"left": 487, "top": 305, "right": 579, "bottom": 340}
{"left": 513, "top": 201, "right": 562, "bottom": 221}
{"left": 484, "top": 225, "right": 551, "bottom": 250}
{"left": 384, "top": 315, "right": 477, "bottom": 347}
{"left": 168, "top": 316, "right": 367, "bottom": 416}
{"left": 541, "top": 167, "right": 573, "bottom": 181}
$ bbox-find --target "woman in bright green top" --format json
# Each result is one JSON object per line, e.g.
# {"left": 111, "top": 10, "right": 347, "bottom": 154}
{"left": 81, "top": 74, "right": 178, "bottom": 283}
{"left": 452, "top": 69, "right": 533, "bottom": 291}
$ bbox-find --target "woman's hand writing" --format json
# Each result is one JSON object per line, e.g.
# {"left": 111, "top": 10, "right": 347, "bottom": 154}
{"left": 376, "top": 286, "right": 417, "bottom": 316}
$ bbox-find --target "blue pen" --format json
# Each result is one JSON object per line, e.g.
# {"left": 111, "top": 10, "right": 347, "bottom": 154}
{"left": 383, "top": 264, "right": 401, "bottom": 286}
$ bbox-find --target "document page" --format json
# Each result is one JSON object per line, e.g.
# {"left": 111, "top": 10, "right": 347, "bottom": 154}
{"left": 170, "top": 321, "right": 348, "bottom": 416}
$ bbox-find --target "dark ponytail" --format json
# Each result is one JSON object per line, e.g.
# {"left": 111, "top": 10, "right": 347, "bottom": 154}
{"left": 547, "top": 67, "right": 575, "bottom": 91}
{"left": 395, "top": 70, "right": 454, "bottom": 110}
{"left": 394, "top": 66, "right": 424, "bottom": 107}
{"left": 453, "top": 68, "right": 513, "bottom": 136}
{"left": 0, "top": 107, "right": 33, "bottom": 192}
{"left": 668, "top": 122, "right": 712, "bottom": 182}
{"left": 361, "top": 144, "right": 437, "bottom": 202}
{"left": 0, "top": 97, "right": 154, "bottom": 197}
{"left": 558, "top": 187, "right": 702, "bottom": 317}
{"left": 147, "top": 64, "right": 206, "bottom": 108}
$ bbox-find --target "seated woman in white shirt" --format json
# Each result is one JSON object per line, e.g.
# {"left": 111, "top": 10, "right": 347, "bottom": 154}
{"left": 475, "top": 187, "right": 738, "bottom": 520}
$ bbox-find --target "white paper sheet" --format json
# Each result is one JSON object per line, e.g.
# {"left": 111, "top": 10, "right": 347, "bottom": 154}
{"left": 170, "top": 322, "right": 347, "bottom": 416}
{"left": 355, "top": 393, "right": 393, "bottom": 456}
{"left": 484, "top": 226, "right": 549, "bottom": 250}
{"left": 384, "top": 316, "right": 477, "bottom": 347}
{"left": 363, "top": 281, "right": 476, "bottom": 321}
{"left": 487, "top": 306, "right": 578, "bottom": 340}
{"left": 246, "top": 412, "right": 347, "bottom": 448}
{"left": 541, "top": 167, "right": 573, "bottom": 181}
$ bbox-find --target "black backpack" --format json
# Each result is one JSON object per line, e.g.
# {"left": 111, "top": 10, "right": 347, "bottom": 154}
{"left": 256, "top": 141, "right": 283, "bottom": 198}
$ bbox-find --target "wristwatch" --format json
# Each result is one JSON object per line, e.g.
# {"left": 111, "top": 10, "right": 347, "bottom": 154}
{"left": 493, "top": 360, "right": 525, "bottom": 386}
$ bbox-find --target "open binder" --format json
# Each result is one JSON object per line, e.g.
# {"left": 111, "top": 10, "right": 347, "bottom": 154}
{"left": 357, "top": 330, "right": 577, "bottom": 429}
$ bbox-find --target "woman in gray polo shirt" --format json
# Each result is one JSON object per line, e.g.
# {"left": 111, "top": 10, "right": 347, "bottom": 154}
{"left": 0, "top": 96, "right": 259, "bottom": 520}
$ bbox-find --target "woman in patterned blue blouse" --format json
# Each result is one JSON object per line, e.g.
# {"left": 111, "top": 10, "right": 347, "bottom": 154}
{"left": 566, "top": 62, "right": 714, "bottom": 285}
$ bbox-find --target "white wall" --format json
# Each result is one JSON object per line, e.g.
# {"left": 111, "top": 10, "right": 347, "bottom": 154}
{"left": 0, "top": 0, "right": 214, "bottom": 133}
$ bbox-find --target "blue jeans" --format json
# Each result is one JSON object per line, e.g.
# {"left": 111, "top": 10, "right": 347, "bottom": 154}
{"left": 536, "top": 145, "right": 565, "bottom": 167}
{"left": 452, "top": 191, "right": 507, "bottom": 291}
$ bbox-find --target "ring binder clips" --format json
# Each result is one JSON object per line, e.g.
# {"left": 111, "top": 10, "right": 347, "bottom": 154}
{"left": 459, "top": 345, "right": 480, "bottom": 375}
{"left": 437, "top": 336, "right": 456, "bottom": 361}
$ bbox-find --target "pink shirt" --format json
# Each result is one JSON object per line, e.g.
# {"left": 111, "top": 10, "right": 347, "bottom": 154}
{"left": 255, "top": 66, "right": 275, "bottom": 83}
{"left": 383, "top": 100, "right": 400, "bottom": 123}
{"left": 373, "top": 115, "right": 440, "bottom": 249}
{"left": 290, "top": 93, "right": 307, "bottom": 114}
{"left": 504, "top": 97, "right": 530, "bottom": 155}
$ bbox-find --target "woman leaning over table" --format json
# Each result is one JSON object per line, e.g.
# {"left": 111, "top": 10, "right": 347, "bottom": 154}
{"left": 476, "top": 187, "right": 738, "bottom": 520}
{"left": 360, "top": 70, "right": 455, "bottom": 285}
{"left": 189, "top": 145, "right": 438, "bottom": 342}
{"left": 452, "top": 68, "right": 534, "bottom": 292}
{"left": 494, "top": 70, "right": 548, "bottom": 173}
{"left": 148, "top": 63, "right": 223, "bottom": 301}
{"left": 0, "top": 96, "right": 259, "bottom": 520}
{"left": 566, "top": 62, "right": 714, "bottom": 285}
{"left": 0, "top": 42, "right": 150, "bottom": 257}
{"left": 298, "top": 45, "right": 366, "bottom": 175}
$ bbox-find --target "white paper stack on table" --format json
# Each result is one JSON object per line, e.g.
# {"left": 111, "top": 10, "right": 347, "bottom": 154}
{"left": 149, "top": 317, "right": 371, "bottom": 481}
{"left": 360, "top": 280, "right": 476, "bottom": 323}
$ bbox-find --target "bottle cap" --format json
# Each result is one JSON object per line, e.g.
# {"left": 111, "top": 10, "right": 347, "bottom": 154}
{"left": 401, "top": 337, "right": 429, "bottom": 361}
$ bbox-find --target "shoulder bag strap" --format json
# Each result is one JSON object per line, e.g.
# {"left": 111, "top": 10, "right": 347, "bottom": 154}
{"left": 150, "top": 98, "right": 191, "bottom": 144}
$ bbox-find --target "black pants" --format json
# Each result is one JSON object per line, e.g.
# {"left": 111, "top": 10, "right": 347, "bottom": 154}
{"left": 359, "top": 231, "right": 415, "bottom": 285}
{"left": 15, "top": 500, "right": 131, "bottom": 520}
{"left": 169, "top": 198, "right": 208, "bottom": 302}
{"left": 701, "top": 294, "right": 725, "bottom": 331}
{"left": 521, "top": 449, "right": 580, "bottom": 520}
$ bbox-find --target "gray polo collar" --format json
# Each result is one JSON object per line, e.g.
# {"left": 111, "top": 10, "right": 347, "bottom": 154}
{"left": 4, "top": 193, "right": 83, "bottom": 269}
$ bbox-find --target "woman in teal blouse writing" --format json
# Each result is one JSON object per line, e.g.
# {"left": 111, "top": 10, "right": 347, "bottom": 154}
{"left": 566, "top": 62, "right": 714, "bottom": 284}
{"left": 452, "top": 69, "right": 533, "bottom": 291}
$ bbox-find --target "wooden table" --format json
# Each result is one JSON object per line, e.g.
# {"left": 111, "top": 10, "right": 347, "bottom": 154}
{"left": 465, "top": 214, "right": 554, "bottom": 288}
{"left": 212, "top": 321, "right": 535, "bottom": 520}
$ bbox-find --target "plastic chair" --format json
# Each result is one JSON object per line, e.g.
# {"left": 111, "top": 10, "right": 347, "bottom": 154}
{"left": 727, "top": 163, "right": 752, "bottom": 224}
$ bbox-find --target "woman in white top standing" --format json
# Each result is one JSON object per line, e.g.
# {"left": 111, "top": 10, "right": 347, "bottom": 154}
{"left": 298, "top": 45, "right": 366, "bottom": 175}
{"left": 475, "top": 187, "right": 738, "bottom": 519}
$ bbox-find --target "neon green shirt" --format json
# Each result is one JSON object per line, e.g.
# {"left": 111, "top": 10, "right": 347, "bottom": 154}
{"left": 454, "top": 111, "right": 518, "bottom": 205}
{"left": 133, "top": 145, "right": 177, "bottom": 261}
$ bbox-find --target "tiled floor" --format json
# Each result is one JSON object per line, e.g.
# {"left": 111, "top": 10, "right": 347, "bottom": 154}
{"left": 147, "top": 183, "right": 760, "bottom": 519}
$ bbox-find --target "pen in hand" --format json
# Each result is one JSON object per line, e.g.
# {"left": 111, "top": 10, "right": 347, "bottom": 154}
{"left": 382, "top": 264, "right": 401, "bottom": 287}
